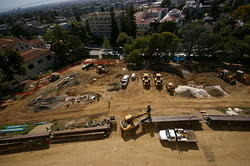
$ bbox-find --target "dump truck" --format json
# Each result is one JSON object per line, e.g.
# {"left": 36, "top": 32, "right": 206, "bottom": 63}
{"left": 153, "top": 72, "right": 163, "bottom": 88}
{"left": 142, "top": 73, "right": 151, "bottom": 88}
{"left": 48, "top": 72, "right": 60, "bottom": 82}
{"left": 159, "top": 128, "right": 197, "bottom": 143}
{"left": 216, "top": 69, "right": 236, "bottom": 85}
{"left": 96, "top": 65, "right": 109, "bottom": 74}
{"left": 234, "top": 70, "right": 250, "bottom": 85}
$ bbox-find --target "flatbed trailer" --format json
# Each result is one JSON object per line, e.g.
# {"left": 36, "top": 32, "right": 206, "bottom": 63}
{"left": 204, "top": 115, "right": 250, "bottom": 126}
{"left": 142, "top": 115, "right": 202, "bottom": 125}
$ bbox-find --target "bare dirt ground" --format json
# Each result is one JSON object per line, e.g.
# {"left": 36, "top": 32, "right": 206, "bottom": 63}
{"left": 0, "top": 61, "right": 250, "bottom": 166}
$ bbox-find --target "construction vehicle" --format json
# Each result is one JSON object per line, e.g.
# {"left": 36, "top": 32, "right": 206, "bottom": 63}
{"left": 142, "top": 73, "right": 151, "bottom": 88}
{"left": 216, "top": 69, "right": 236, "bottom": 85}
{"left": 234, "top": 70, "right": 250, "bottom": 85}
{"left": 166, "top": 82, "right": 175, "bottom": 96}
{"left": 120, "top": 107, "right": 151, "bottom": 132}
{"left": 48, "top": 72, "right": 60, "bottom": 82}
{"left": 153, "top": 72, "right": 163, "bottom": 88}
{"left": 96, "top": 65, "right": 109, "bottom": 74}
{"left": 159, "top": 128, "right": 197, "bottom": 143}
{"left": 82, "top": 63, "right": 94, "bottom": 70}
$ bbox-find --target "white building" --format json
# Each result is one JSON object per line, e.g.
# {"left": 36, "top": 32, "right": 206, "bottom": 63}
{"left": 135, "top": 8, "right": 168, "bottom": 35}
{"left": 86, "top": 11, "right": 124, "bottom": 39}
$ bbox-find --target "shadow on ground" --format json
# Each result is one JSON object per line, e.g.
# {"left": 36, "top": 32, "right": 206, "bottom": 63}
{"left": 160, "top": 141, "right": 199, "bottom": 152}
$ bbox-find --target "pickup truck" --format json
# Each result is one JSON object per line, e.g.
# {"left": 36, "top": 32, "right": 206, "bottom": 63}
{"left": 159, "top": 128, "right": 197, "bottom": 143}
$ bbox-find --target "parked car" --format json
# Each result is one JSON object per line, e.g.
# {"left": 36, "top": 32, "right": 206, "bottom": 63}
{"left": 120, "top": 75, "right": 130, "bottom": 88}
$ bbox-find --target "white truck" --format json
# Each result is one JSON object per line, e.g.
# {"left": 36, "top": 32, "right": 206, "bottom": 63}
{"left": 159, "top": 128, "right": 197, "bottom": 143}
{"left": 120, "top": 75, "right": 130, "bottom": 88}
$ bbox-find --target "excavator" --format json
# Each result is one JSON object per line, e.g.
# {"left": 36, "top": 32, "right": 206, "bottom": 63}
{"left": 120, "top": 106, "right": 151, "bottom": 132}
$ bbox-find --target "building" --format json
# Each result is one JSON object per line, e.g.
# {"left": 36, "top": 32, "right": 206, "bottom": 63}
{"left": 0, "top": 37, "right": 56, "bottom": 82}
{"left": 0, "top": 38, "right": 31, "bottom": 53}
{"left": 86, "top": 11, "right": 124, "bottom": 39}
{"left": 29, "top": 38, "right": 46, "bottom": 48}
{"left": 135, "top": 8, "right": 167, "bottom": 35}
{"left": 160, "top": 8, "right": 183, "bottom": 27}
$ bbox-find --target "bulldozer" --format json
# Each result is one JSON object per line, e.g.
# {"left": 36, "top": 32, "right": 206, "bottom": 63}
{"left": 96, "top": 65, "right": 109, "bottom": 74}
{"left": 234, "top": 70, "right": 250, "bottom": 85}
{"left": 216, "top": 69, "right": 236, "bottom": 85}
{"left": 166, "top": 82, "right": 175, "bottom": 96}
{"left": 120, "top": 106, "right": 151, "bottom": 132}
{"left": 48, "top": 72, "right": 60, "bottom": 82}
{"left": 153, "top": 72, "right": 163, "bottom": 88}
{"left": 142, "top": 73, "right": 151, "bottom": 88}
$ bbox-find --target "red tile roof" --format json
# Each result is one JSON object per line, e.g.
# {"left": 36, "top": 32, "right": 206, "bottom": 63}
{"left": 0, "top": 37, "right": 28, "bottom": 51}
{"left": 29, "top": 39, "right": 43, "bottom": 46}
{"left": 20, "top": 48, "right": 51, "bottom": 62}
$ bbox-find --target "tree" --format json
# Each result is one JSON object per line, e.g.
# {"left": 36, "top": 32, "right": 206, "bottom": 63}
{"left": 0, "top": 50, "right": 25, "bottom": 80}
{"left": 102, "top": 37, "right": 111, "bottom": 49}
{"left": 10, "top": 24, "right": 32, "bottom": 40}
{"left": 126, "top": 6, "right": 137, "bottom": 37}
{"left": 116, "top": 32, "right": 129, "bottom": 47}
{"left": 233, "top": 4, "right": 250, "bottom": 22}
{"left": 160, "top": 32, "right": 179, "bottom": 56}
{"left": 44, "top": 24, "right": 90, "bottom": 65}
{"left": 70, "top": 22, "right": 91, "bottom": 44}
{"left": 125, "top": 49, "right": 143, "bottom": 65}
{"left": 110, "top": 7, "right": 120, "bottom": 45}
{"left": 120, "top": 13, "right": 128, "bottom": 33}
{"left": 160, "top": 0, "right": 171, "bottom": 8}
{"left": 224, "top": 36, "right": 248, "bottom": 66}
{"left": 158, "top": 22, "right": 177, "bottom": 33}
{"left": 51, "top": 41, "right": 68, "bottom": 65}
{"left": 179, "top": 23, "right": 208, "bottom": 56}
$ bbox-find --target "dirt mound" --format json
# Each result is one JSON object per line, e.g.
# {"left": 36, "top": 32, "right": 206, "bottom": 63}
{"left": 164, "top": 73, "right": 187, "bottom": 87}
{"left": 205, "top": 86, "right": 227, "bottom": 97}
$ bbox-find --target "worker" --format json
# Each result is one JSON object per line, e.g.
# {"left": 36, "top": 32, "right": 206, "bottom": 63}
{"left": 147, "top": 105, "right": 151, "bottom": 115}
{"left": 146, "top": 105, "right": 152, "bottom": 122}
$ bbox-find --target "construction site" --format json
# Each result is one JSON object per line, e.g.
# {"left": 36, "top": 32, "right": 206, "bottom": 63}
{"left": 1, "top": 59, "right": 250, "bottom": 166}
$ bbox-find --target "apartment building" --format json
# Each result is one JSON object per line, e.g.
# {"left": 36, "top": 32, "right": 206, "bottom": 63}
{"left": 86, "top": 11, "right": 124, "bottom": 39}
{"left": 0, "top": 37, "right": 56, "bottom": 82}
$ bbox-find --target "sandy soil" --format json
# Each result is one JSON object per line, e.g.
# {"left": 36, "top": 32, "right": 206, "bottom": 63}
{"left": 0, "top": 61, "right": 250, "bottom": 166}
{"left": 1, "top": 129, "right": 250, "bottom": 166}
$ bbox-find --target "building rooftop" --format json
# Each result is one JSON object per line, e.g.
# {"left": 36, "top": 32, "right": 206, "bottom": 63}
{"left": 20, "top": 48, "right": 51, "bottom": 62}
{"left": 0, "top": 37, "right": 28, "bottom": 51}
{"left": 29, "top": 39, "right": 44, "bottom": 46}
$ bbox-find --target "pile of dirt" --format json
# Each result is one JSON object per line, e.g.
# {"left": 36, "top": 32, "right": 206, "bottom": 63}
{"left": 205, "top": 86, "right": 228, "bottom": 97}
{"left": 192, "top": 73, "right": 227, "bottom": 87}
{"left": 164, "top": 73, "right": 187, "bottom": 87}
